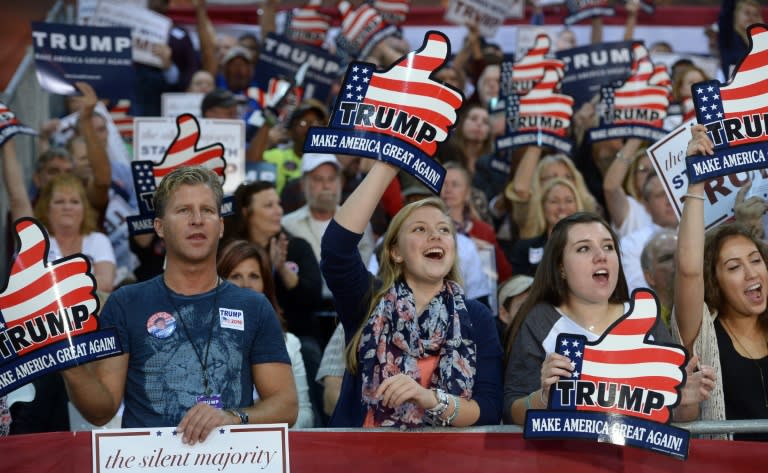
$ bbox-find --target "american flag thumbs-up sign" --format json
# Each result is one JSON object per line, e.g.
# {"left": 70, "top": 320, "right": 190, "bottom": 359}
{"left": 304, "top": 31, "right": 464, "bottom": 194}
{"left": 0, "top": 218, "right": 121, "bottom": 396}
{"left": 686, "top": 24, "right": 768, "bottom": 183}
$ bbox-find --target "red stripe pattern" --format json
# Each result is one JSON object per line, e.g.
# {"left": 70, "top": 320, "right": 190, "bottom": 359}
{"left": 151, "top": 114, "right": 226, "bottom": 187}
{"left": 693, "top": 25, "right": 768, "bottom": 147}
{"left": 0, "top": 219, "right": 99, "bottom": 354}
{"left": 342, "top": 31, "right": 463, "bottom": 155}
{"left": 556, "top": 290, "right": 686, "bottom": 423}
{"left": 285, "top": 0, "right": 331, "bottom": 47}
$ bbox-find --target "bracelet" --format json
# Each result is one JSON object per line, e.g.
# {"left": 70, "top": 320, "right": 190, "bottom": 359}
{"left": 444, "top": 395, "right": 460, "bottom": 426}
{"left": 425, "top": 388, "right": 450, "bottom": 418}
{"left": 684, "top": 193, "right": 706, "bottom": 201}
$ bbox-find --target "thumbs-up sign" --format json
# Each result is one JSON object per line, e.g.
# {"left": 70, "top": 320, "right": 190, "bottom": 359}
{"left": 692, "top": 24, "right": 768, "bottom": 149}
{"left": 0, "top": 101, "right": 37, "bottom": 147}
{"left": 0, "top": 218, "right": 99, "bottom": 344}
{"left": 336, "top": 0, "right": 398, "bottom": 60}
{"left": 347, "top": 31, "right": 463, "bottom": 155}
{"left": 603, "top": 56, "right": 669, "bottom": 128}
{"left": 146, "top": 114, "right": 225, "bottom": 190}
{"left": 285, "top": 0, "right": 331, "bottom": 48}
{"left": 505, "top": 34, "right": 564, "bottom": 96}
{"left": 552, "top": 290, "right": 686, "bottom": 423}
{"left": 509, "top": 67, "right": 574, "bottom": 137}
{"left": 371, "top": 0, "right": 410, "bottom": 26}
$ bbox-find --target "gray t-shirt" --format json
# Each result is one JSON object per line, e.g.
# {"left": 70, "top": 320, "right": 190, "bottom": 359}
{"left": 100, "top": 276, "right": 290, "bottom": 428}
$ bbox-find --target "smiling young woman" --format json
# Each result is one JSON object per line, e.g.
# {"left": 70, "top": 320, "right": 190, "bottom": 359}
{"left": 322, "top": 160, "right": 503, "bottom": 428}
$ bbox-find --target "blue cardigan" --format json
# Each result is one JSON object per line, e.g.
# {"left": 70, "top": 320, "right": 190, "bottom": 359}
{"left": 320, "top": 219, "right": 503, "bottom": 427}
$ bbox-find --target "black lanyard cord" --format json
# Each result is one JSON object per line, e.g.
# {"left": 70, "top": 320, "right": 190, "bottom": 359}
{"left": 163, "top": 276, "right": 221, "bottom": 396}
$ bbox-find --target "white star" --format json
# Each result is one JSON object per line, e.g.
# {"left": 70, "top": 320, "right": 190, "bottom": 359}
{"left": 572, "top": 370, "right": 580, "bottom": 378}
{"left": 713, "top": 93, "right": 719, "bottom": 100}
{"left": 357, "top": 95, "right": 363, "bottom": 100}
{"left": 710, "top": 104, "right": 717, "bottom": 110}
{"left": 696, "top": 88, "right": 704, "bottom": 94}
{"left": 352, "top": 65, "right": 359, "bottom": 72}
{"left": 352, "top": 75, "right": 359, "bottom": 81}
{"left": 717, "top": 112, "right": 723, "bottom": 118}
{"left": 700, "top": 106, "right": 708, "bottom": 112}
{"left": 561, "top": 340, "right": 569, "bottom": 347}
{"left": 705, "top": 114, "right": 712, "bottom": 120}
{"left": 571, "top": 340, "right": 579, "bottom": 347}
{"left": 701, "top": 96, "right": 708, "bottom": 102}
{"left": 363, "top": 76, "right": 370, "bottom": 83}
{"left": 356, "top": 85, "right": 362, "bottom": 91}
{"left": 346, "top": 93, "right": 353, "bottom": 99}
{"left": 346, "top": 84, "right": 352, "bottom": 90}
{"left": 707, "top": 85, "right": 714, "bottom": 92}
{"left": 563, "top": 349, "right": 571, "bottom": 356}
{"left": 0, "top": 322, "right": 4, "bottom": 329}
{"left": 362, "top": 67, "right": 369, "bottom": 74}
{"left": 575, "top": 350, "right": 582, "bottom": 358}
{"left": 570, "top": 361, "right": 576, "bottom": 369}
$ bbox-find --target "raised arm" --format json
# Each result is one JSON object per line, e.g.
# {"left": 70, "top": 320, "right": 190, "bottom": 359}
{"left": 673, "top": 125, "right": 713, "bottom": 351}
{"left": 623, "top": 0, "right": 639, "bottom": 41}
{"left": 75, "top": 82, "right": 111, "bottom": 214}
{"left": 193, "top": 0, "right": 218, "bottom": 76}
{"left": 508, "top": 146, "right": 543, "bottom": 228}
{"left": 603, "top": 138, "right": 642, "bottom": 228}
{"left": 1, "top": 137, "right": 33, "bottom": 221}
{"left": 335, "top": 161, "right": 399, "bottom": 234}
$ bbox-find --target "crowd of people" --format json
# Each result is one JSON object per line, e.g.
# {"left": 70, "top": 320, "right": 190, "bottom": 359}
{"left": 0, "top": 0, "right": 766, "bottom": 444}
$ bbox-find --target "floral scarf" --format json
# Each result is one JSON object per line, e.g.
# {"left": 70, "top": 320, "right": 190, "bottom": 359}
{"left": 358, "top": 279, "right": 477, "bottom": 428}
{"left": 0, "top": 396, "right": 10, "bottom": 436}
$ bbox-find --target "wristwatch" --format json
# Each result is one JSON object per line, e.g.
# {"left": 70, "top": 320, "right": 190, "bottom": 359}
{"left": 227, "top": 408, "right": 249, "bottom": 425}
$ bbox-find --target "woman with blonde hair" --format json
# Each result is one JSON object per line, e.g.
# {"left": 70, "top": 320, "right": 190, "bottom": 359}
{"left": 34, "top": 173, "right": 115, "bottom": 292}
{"left": 506, "top": 151, "right": 597, "bottom": 232}
{"left": 510, "top": 178, "right": 584, "bottom": 276}
{"left": 321, "top": 160, "right": 503, "bottom": 428}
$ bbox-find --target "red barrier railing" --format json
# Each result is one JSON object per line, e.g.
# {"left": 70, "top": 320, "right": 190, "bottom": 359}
{"left": 2, "top": 430, "right": 766, "bottom": 473}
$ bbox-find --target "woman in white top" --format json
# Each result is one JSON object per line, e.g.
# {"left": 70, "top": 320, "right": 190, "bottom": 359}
{"left": 34, "top": 173, "right": 116, "bottom": 292}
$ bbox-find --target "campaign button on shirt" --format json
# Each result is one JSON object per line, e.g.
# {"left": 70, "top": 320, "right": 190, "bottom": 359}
{"left": 146, "top": 312, "right": 176, "bottom": 339}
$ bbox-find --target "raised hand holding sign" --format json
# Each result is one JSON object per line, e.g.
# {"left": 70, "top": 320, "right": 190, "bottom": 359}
{"left": 128, "top": 114, "right": 228, "bottom": 235}
{"left": 0, "top": 218, "right": 122, "bottom": 397}
{"left": 304, "top": 31, "right": 464, "bottom": 193}
{"left": 565, "top": 0, "right": 615, "bottom": 25}
{"left": 686, "top": 24, "right": 768, "bottom": 183}
{"left": 0, "top": 101, "right": 37, "bottom": 147}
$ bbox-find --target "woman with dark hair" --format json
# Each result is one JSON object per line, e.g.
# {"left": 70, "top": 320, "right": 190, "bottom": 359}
{"left": 217, "top": 240, "right": 314, "bottom": 428}
{"left": 322, "top": 160, "right": 503, "bottom": 428}
{"left": 503, "top": 212, "right": 713, "bottom": 425}
{"left": 226, "top": 180, "right": 323, "bottom": 338}
{"left": 674, "top": 125, "right": 768, "bottom": 440}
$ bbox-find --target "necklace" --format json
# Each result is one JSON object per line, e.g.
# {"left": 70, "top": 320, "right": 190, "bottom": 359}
{"left": 721, "top": 319, "right": 768, "bottom": 408}
{"left": 163, "top": 276, "right": 221, "bottom": 396}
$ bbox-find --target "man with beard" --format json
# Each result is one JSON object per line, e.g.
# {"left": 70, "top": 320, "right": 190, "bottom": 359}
{"left": 281, "top": 154, "right": 375, "bottom": 347}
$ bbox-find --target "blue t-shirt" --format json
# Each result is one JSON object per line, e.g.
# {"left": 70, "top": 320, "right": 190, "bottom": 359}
{"left": 100, "top": 276, "right": 290, "bottom": 428}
